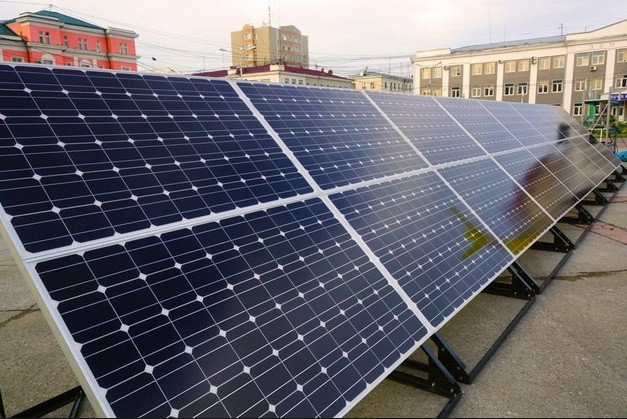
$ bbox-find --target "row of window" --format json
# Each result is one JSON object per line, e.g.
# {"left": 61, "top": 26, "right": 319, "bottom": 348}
{"left": 283, "top": 78, "right": 345, "bottom": 88}
{"left": 38, "top": 31, "right": 130, "bottom": 54}
{"left": 281, "top": 34, "right": 300, "bottom": 43}
{"left": 361, "top": 81, "right": 412, "bottom": 91}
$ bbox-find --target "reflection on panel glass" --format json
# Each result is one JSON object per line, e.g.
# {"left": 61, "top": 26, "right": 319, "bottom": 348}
{"left": 439, "top": 158, "right": 553, "bottom": 254}
{"left": 510, "top": 102, "right": 573, "bottom": 142}
{"left": 239, "top": 83, "right": 428, "bottom": 189}
{"left": 479, "top": 100, "right": 544, "bottom": 146}
{"left": 528, "top": 144, "right": 594, "bottom": 199}
{"left": 553, "top": 139, "right": 607, "bottom": 185}
{"left": 36, "top": 198, "right": 427, "bottom": 418}
{"left": 365, "top": 92, "right": 486, "bottom": 164}
{"left": 495, "top": 150, "right": 578, "bottom": 219}
{"left": 331, "top": 172, "right": 512, "bottom": 327}
{"left": 570, "top": 136, "right": 619, "bottom": 177}
{"left": 435, "top": 96, "right": 524, "bottom": 153}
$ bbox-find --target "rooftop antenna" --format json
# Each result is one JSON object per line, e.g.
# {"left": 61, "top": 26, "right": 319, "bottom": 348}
{"left": 268, "top": 2, "right": 271, "bottom": 27}
{"left": 558, "top": 23, "right": 564, "bottom": 35}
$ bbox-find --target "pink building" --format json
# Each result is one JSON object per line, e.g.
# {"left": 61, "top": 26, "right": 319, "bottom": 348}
{"left": 0, "top": 10, "right": 139, "bottom": 70}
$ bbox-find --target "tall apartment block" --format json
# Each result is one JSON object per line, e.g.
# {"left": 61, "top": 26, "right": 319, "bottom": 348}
{"left": 412, "top": 19, "right": 627, "bottom": 120}
{"left": 0, "top": 10, "right": 139, "bottom": 70}
{"left": 230, "top": 24, "right": 308, "bottom": 68}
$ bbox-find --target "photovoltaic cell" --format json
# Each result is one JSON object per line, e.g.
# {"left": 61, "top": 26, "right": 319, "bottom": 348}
{"left": 439, "top": 158, "right": 554, "bottom": 255}
{"left": 528, "top": 144, "right": 595, "bottom": 199}
{"left": 550, "top": 106, "right": 589, "bottom": 136}
{"left": 495, "top": 150, "right": 578, "bottom": 219}
{"left": 511, "top": 102, "right": 574, "bottom": 142}
{"left": 569, "top": 136, "right": 619, "bottom": 177}
{"left": 364, "top": 92, "right": 486, "bottom": 165}
{"left": 35, "top": 199, "right": 427, "bottom": 417}
{"left": 238, "top": 83, "right": 428, "bottom": 189}
{"left": 330, "top": 173, "right": 512, "bottom": 327}
{"left": 553, "top": 139, "right": 607, "bottom": 186}
{"left": 0, "top": 65, "right": 311, "bottom": 253}
{"left": 433, "top": 96, "right": 524, "bottom": 153}
{"left": 479, "top": 100, "right": 544, "bottom": 147}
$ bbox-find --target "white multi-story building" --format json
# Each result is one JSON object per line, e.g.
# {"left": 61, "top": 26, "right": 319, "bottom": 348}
{"left": 412, "top": 19, "right": 627, "bottom": 120}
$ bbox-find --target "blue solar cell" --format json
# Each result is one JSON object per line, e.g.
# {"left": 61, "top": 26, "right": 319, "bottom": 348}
{"left": 553, "top": 139, "right": 608, "bottom": 186}
{"left": 479, "top": 101, "right": 545, "bottom": 146}
{"left": 434, "top": 96, "right": 524, "bottom": 153}
{"left": 510, "top": 102, "right": 574, "bottom": 142}
{"left": 495, "top": 150, "right": 578, "bottom": 219}
{"left": 331, "top": 172, "right": 512, "bottom": 327}
{"left": 364, "top": 92, "right": 486, "bottom": 164}
{"left": 439, "top": 158, "right": 554, "bottom": 255}
{"left": 35, "top": 198, "right": 427, "bottom": 417}
{"left": 0, "top": 65, "right": 312, "bottom": 253}
{"left": 238, "top": 83, "right": 428, "bottom": 188}
{"left": 569, "top": 135, "right": 619, "bottom": 178}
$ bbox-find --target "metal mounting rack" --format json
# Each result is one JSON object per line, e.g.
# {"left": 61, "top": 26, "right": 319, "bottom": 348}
{"left": 0, "top": 386, "right": 84, "bottom": 418}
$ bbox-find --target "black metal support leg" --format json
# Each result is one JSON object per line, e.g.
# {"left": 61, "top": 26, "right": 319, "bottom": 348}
{"left": 389, "top": 345, "right": 462, "bottom": 417}
{"left": 560, "top": 204, "right": 595, "bottom": 225}
{"left": 430, "top": 333, "right": 472, "bottom": 384}
{"left": 611, "top": 169, "right": 625, "bottom": 183}
{"left": 582, "top": 189, "right": 609, "bottom": 206}
{"left": 530, "top": 226, "right": 574, "bottom": 253}
{"left": 483, "top": 262, "right": 538, "bottom": 299}
{"left": 11, "top": 386, "right": 83, "bottom": 418}
{"left": 597, "top": 180, "right": 618, "bottom": 193}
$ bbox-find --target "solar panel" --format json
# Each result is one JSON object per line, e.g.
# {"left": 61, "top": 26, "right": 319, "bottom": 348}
{"left": 528, "top": 144, "right": 595, "bottom": 199}
{"left": 478, "top": 100, "right": 545, "bottom": 147}
{"left": 550, "top": 106, "right": 589, "bottom": 137}
{"left": 0, "top": 65, "right": 312, "bottom": 253}
{"left": 330, "top": 172, "right": 512, "bottom": 327}
{"left": 510, "top": 102, "right": 574, "bottom": 142}
{"left": 363, "top": 92, "right": 487, "bottom": 164}
{"left": 433, "top": 96, "right": 524, "bottom": 153}
{"left": 237, "top": 83, "right": 429, "bottom": 189}
{"left": 34, "top": 198, "right": 427, "bottom": 417}
{"left": 552, "top": 139, "right": 608, "bottom": 186}
{"left": 494, "top": 150, "right": 579, "bottom": 219}
{"left": 438, "top": 158, "right": 554, "bottom": 255}
{"left": 569, "top": 136, "right": 619, "bottom": 176}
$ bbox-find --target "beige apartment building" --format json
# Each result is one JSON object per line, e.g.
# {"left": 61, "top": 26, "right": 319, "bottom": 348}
{"left": 230, "top": 24, "right": 309, "bottom": 68}
{"left": 412, "top": 19, "right": 627, "bottom": 120}
{"left": 352, "top": 70, "right": 413, "bottom": 92}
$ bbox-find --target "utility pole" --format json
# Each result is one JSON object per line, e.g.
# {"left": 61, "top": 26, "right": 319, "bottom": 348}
{"left": 558, "top": 23, "right": 564, "bottom": 35}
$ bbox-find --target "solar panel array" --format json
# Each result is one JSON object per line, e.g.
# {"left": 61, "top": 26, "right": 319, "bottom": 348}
{"left": 0, "top": 64, "right": 620, "bottom": 418}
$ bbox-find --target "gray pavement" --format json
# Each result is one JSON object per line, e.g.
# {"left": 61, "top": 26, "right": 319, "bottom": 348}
{"left": 1, "top": 171, "right": 626, "bottom": 417}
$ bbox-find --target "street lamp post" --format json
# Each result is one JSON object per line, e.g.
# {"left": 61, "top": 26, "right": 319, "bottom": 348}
{"left": 219, "top": 46, "right": 256, "bottom": 79}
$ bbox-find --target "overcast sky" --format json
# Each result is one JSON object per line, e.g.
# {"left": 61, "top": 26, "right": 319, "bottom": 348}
{"left": 1, "top": 0, "right": 625, "bottom": 76}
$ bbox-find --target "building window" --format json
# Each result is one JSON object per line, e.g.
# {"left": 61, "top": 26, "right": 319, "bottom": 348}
{"left": 485, "top": 62, "right": 495, "bottom": 75}
{"left": 573, "top": 103, "right": 583, "bottom": 116}
{"left": 121, "top": 66, "right": 131, "bottom": 71}
{"left": 96, "top": 40, "right": 101, "bottom": 52}
{"left": 38, "top": 31, "right": 51, "bottom": 44}
{"left": 78, "top": 38, "right": 88, "bottom": 50}
{"left": 370, "top": 82, "right": 375, "bottom": 89}
{"left": 504, "top": 61, "right": 516, "bottom": 73}
{"left": 422, "top": 67, "right": 431, "bottom": 79}
{"left": 433, "top": 67, "right": 442, "bottom": 78}
{"left": 432, "top": 88, "right": 442, "bottom": 96}
{"left": 471, "top": 63, "right": 482, "bottom": 75}
{"left": 576, "top": 52, "right": 589, "bottom": 66}
{"left": 553, "top": 56, "right": 565, "bottom": 68}
{"left": 591, "top": 51, "right": 605, "bottom": 66}
{"left": 618, "top": 49, "right": 627, "bottom": 63}
{"left": 384, "top": 82, "right": 388, "bottom": 89}
{"left": 291, "top": 79, "right": 297, "bottom": 84}
{"left": 484, "top": 85, "right": 494, "bottom": 96}
{"left": 517, "top": 83, "right": 528, "bottom": 95}
{"left": 552, "top": 79, "right": 563, "bottom": 93}
{"left": 450, "top": 66, "right": 461, "bottom": 77}
{"left": 616, "top": 74, "right": 627, "bottom": 88}
{"left": 504, "top": 84, "right": 514, "bottom": 96}
{"left": 120, "top": 43, "right": 128, "bottom": 55}
{"left": 590, "top": 77, "right": 603, "bottom": 91}
{"left": 11, "top": 56, "right": 24, "bottom": 62}
{"left": 517, "top": 60, "right": 529, "bottom": 72}
{"left": 421, "top": 88, "right": 431, "bottom": 95}
{"left": 574, "top": 78, "right": 587, "bottom": 92}
{"left": 63, "top": 35, "right": 68, "bottom": 48}
{"left": 471, "top": 86, "right": 481, "bottom": 97}
{"left": 286, "top": 78, "right": 290, "bottom": 84}
{"left": 538, "top": 57, "right": 550, "bottom": 70}
{"left": 538, "top": 81, "right": 549, "bottom": 94}
{"left": 65, "top": 62, "right": 72, "bottom": 66}
{"left": 451, "top": 87, "right": 461, "bottom": 98}
{"left": 298, "top": 80, "right": 303, "bottom": 85}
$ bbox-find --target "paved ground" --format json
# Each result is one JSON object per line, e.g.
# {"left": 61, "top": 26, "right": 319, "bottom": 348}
{"left": 0, "top": 167, "right": 625, "bottom": 418}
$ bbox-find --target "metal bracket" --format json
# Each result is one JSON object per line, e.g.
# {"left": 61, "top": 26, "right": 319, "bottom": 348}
{"left": 430, "top": 333, "right": 472, "bottom": 384}
{"left": 582, "top": 189, "right": 609, "bottom": 206}
{"left": 389, "top": 345, "right": 462, "bottom": 417}
{"left": 1, "top": 386, "right": 84, "bottom": 418}
{"left": 610, "top": 169, "right": 625, "bottom": 183}
{"left": 530, "top": 225, "right": 574, "bottom": 253}
{"left": 483, "top": 262, "right": 539, "bottom": 299}
{"left": 596, "top": 179, "right": 618, "bottom": 193}
{"left": 560, "top": 204, "right": 595, "bottom": 225}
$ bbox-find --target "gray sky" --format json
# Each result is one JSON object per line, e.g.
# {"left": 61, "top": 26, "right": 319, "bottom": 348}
{"left": 1, "top": 0, "right": 625, "bottom": 76}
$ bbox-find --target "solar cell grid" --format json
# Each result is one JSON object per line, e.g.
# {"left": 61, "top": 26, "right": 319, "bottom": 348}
{"left": 495, "top": 150, "right": 578, "bottom": 219}
{"left": 34, "top": 198, "right": 427, "bottom": 417}
{"left": 238, "top": 83, "right": 429, "bottom": 189}
{"left": 511, "top": 102, "right": 574, "bottom": 142}
{"left": 439, "top": 158, "right": 554, "bottom": 255}
{"left": 550, "top": 106, "right": 589, "bottom": 136}
{"left": 0, "top": 65, "right": 312, "bottom": 254}
{"left": 433, "top": 96, "right": 524, "bottom": 153}
{"left": 364, "top": 92, "right": 486, "bottom": 165}
{"left": 330, "top": 172, "right": 512, "bottom": 327}
{"left": 569, "top": 136, "right": 619, "bottom": 176}
{"left": 478, "top": 100, "right": 544, "bottom": 147}
{"left": 553, "top": 139, "right": 607, "bottom": 186}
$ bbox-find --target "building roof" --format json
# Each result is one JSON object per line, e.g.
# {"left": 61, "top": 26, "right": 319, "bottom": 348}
{"left": 452, "top": 35, "right": 566, "bottom": 53}
{"left": 0, "top": 22, "right": 18, "bottom": 37}
{"left": 351, "top": 70, "right": 412, "bottom": 81}
{"left": 195, "top": 64, "right": 350, "bottom": 80}
{"left": 7, "top": 10, "right": 105, "bottom": 31}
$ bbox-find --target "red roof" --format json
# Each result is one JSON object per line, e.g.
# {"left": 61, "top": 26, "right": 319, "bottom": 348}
{"left": 194, "top": 64, "right": 349, "bottom": 80}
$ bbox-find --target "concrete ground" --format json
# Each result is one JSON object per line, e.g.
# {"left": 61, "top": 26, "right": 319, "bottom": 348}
{"left": 0, "top": 168, "right": 626, "bottom": 418}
